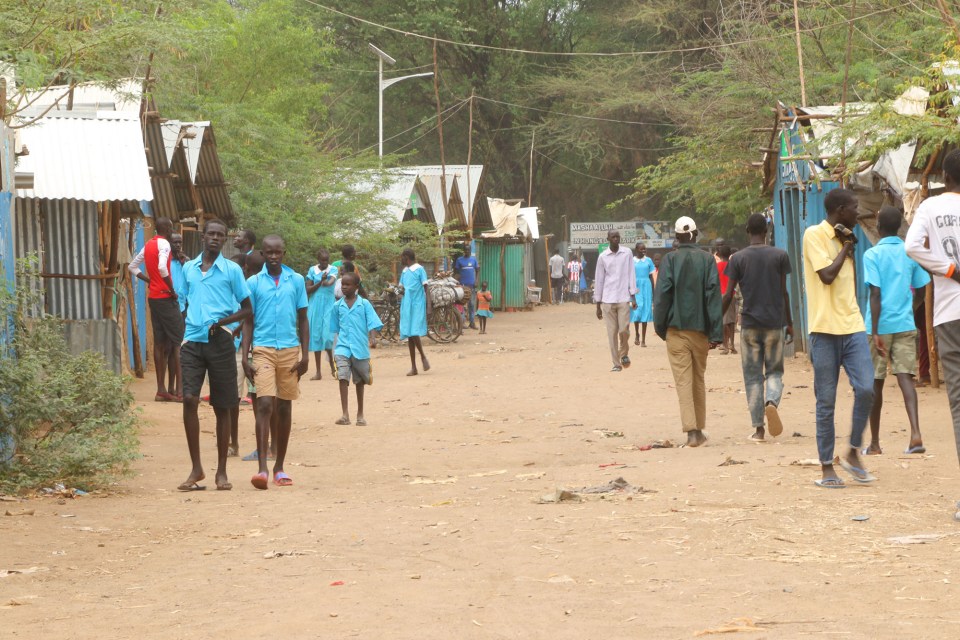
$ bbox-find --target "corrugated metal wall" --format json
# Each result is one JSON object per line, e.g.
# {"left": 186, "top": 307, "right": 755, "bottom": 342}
{"left": 476, "top": 240, "right": 529, "bottom": 310}
{"left": 503, "top": 244, "right": 527, "bottom": 309}
{"left": 42, "top": 200, "right": 103, "bottom": 319}
{"left": 63, "top": 319, "right": 122, "bottom": 374}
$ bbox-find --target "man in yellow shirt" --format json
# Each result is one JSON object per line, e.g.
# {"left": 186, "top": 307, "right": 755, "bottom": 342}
{"left": 802, "top": 188, "right": 876, "bottom": 488}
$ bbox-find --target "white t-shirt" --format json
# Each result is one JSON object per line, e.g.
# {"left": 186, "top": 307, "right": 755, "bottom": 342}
{"left": 549, "top": 254, "right": 565, "bottom": 278}
{"left": 905, "top": 192, "right": 960, "bottom": 326}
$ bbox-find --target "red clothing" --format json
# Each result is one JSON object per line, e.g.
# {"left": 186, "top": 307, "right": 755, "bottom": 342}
{"left": 717, "top": 260, "right": 730, "bottom": 295}
{"left": 144, "top": 236, "right": 173, "bottom": 300}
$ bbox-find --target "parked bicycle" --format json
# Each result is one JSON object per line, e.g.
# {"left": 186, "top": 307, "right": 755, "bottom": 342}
{"left": 371, "top": 282, "right": 462, "bottom": 344}
{"left": 371, "top": 286, "right": 400, "bottom": 343}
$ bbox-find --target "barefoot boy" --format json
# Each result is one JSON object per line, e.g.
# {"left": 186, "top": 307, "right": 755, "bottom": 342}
{"left": 399, "top": 248, "right": 431, "bottom": 376}
{"left": 330, "top": 273, "right": 383, "bottom": 425}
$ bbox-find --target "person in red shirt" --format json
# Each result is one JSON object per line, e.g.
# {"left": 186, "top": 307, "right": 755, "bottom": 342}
{"left": 716, "top": 244, "right": 738, "bottom": 354}
{"left": 128, "top": 218, "right": 185, "bottom": 402}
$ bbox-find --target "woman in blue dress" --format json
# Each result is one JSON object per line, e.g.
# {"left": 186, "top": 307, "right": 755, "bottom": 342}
{"left": 399, "top": 248, "right": 431, "bottom": 376}
{"left": 306, "top": 248, "right": 338, "bottom": 379}
{"left": 631, "top": 242, "right": 655, "bottom": 347}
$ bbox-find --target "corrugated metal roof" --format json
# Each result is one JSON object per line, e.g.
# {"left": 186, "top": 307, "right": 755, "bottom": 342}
{"left": 416, "top": 173, "right": 465, "bottom": 230}
{"left": 18, "top": 79, "right": 142, "bottom": 117}
{"left": 408, "top": 165, "right": 484, "bottom": 218}
{"left": 15, "top": 116, "right": 153, "bottom": 201}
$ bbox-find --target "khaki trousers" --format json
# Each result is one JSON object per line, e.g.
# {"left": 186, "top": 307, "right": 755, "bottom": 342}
{"left": 602, "top": 302, "right": 631, "bottom": 368}
{"left": 666, "top": 328, "right": 709, "bottom": 432}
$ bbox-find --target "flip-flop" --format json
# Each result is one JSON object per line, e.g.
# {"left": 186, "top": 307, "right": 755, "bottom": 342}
{"left": 177, "top": 481, "right": 206, "bottom": 492}
{"left": 838, "top": 459, "right": 877, "bottom": 484}
{"left": 860, "top": 447, "right": 882, "bottom": 456}
{"left": 611, "top": 365, "right": 622, "bottom": 372}
{"left": 904, "top": 445, "right": 926, "bottom": 454}
{"left": 814, "top": 478, "right": 846, "bottom": 488}
{"left": 216, "top": 481, "right": 232, "bottom": 491}
{"left": 620, "top": 355, "right": 631, "bottom": 368}
{"left": 335, "top": 417, "right": 351, "bottom": 425}
{"left": 764, "top": 404, "right": 783, "bottom": 437}
{"left": 242, "top": 449, "right": 259, "bottom": 461}
{"left": 356, "top": 418, "right": 368, "bottom": 426}
{"left": 251, "top": 472, "right": 269, "bottom": 490}
{"left": 273, "top": 471, "right": 293, "bottom": 487}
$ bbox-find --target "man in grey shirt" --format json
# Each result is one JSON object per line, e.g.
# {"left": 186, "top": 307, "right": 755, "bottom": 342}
{"left": 594, "top": 229, "right": 637, "bottom": 371}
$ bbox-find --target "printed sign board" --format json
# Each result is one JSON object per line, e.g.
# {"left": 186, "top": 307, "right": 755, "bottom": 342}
{"left": 570, "top": 221, "right": 672, "bottom": 250}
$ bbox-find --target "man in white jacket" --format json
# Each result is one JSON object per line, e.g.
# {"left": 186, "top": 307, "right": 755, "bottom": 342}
{"left": 905, "top": 149, "right": 960, "bottom": 521}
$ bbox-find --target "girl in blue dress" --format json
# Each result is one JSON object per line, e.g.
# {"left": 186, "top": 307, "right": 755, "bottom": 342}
{"left": 631, "top": 242, "right": 656, "bottom": 347}
{"left": 306, "top": 248, "right": 338, "bottom": 379}
{"left": 399, "top": 248, "right": 431, "bottom": 376}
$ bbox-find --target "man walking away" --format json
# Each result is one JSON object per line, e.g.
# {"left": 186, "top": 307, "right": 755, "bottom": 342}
{"left": 129, "top": 217, "right": 184, "bottom": 403}
{"left": 803, "top": 188, "right": 875, "bottom": 488}
{"left": 654, "top": 216, "right": 723, "bottom": 447}
{"left": 178, "top": 219, "right": 252, "bottom": 492}
{"left": 549, "top": 248, "right": 565, "bottom": 304}
{"left": 242, "top": 235, "right": 309, "bottom": 490}
{"left": 454, "top": 247, "right": 479, "bottom": 329}
{"left": 594, "top": 230, "right": 637, "bottom": 372}
{"left": 723, "top": 213, "right": 793, "bottom": 441}
{"left": 906, "top": 149, "right": 960, "bottom": 519}
{"left": 567, "top": 253, "right": 583, "bottom": 303}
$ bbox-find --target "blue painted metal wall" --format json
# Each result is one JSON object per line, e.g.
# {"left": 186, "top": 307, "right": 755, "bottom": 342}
{"left": 772, "top": 120, "right": 873, "bottom": 352}
{"left": 126, "top": 219, "right": 148, "bottom": 369}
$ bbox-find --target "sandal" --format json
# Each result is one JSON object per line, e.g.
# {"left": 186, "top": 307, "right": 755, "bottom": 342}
{"left": 273, "top": 471, "right": 293, "bottom": 487}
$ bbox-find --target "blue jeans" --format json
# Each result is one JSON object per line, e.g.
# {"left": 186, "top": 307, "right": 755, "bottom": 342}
{"left": 809, "top": 332, "right": 875, "bottom": 465}
{"left": 740, "top": 327, "right": 785, "bottom": 428}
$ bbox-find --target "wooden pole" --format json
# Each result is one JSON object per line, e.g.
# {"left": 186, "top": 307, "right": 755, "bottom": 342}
{"left": 543, "top": 234, "right": 552, "bottom": 304}
{"left": 124, "top": 270, "right": 144, "bottom": 377}
{"left": 432, "top": 39, "right": 448, "bottom": 232}
{"left": 838, "top": 0, "right": 857, "bottom": 183}
{"left": 792, "top": 0, "right": 807, "bottom": 107}
{"left": 528, "top": 128, "right": 536, "bottom": 206}
{"left": 466, "top": 89, "right": 475, "bottom": 239}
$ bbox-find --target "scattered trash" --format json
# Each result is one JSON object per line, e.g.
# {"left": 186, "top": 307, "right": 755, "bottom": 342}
{"left": 538, "top": 490, "right": 582, "bottom": 504}
{"left": 330, "top": 580, "right": 345, "bottom": 586}
{"left": 577, "top": 477, "right": 655, "bottom": 495}
{"left": 599, "top": 462, "right": 624, "bottom": 468}
{"left": 851, "top": 515, "right": 870, "bottom": 522}
{"left": 515, "top": 472, "right": 545, "bottom": 480}
{"left": 39, "top": 484, "right": 85, "bottom": 498}
{"left": 694, "top": 617, "right": 763, "bottom": 636}
{"left": 791, "top": 432, "right": 804, "bottom": 438}
{"left": 0, "top": 567, "right": 46, "bottom": 578}
{"left": 640, "top": 439, "right": 675, "bottom": 451}
{"left": 468, "top": 470, "right": 507, "bottom": 478}
{"left": 263, "top": 550, "right": 313, "bottom": 559}
{"left": 592, "top": 429, "right": 624, "bottom": 438}
{"left": 408, "top": 477, "right": 457, "bottom": 485}
{"left": 888, "top": 534, "right": 949, "bottom": 545}
{"left": 546, "top": 574, "right": 576, "bottom": 584}
{"left": 4, "top": 509, "right": 35, "bottom": 516}
{"left": 409, "top": 574, "right": 421, "bottom": 580}
{"left": 718, "top": 457, "right": 748, "bottom": 467}
{"left": 790, "top": 459, "right": 821, "bottom": 467}
{"left": 559, "top": 423, "right": 583, "bottom": 428}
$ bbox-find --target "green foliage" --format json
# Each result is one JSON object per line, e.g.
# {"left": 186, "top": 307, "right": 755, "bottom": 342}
{"left": 353, "top": 220, "right": 466, "bottom": 294}
{"left": 0, "top": 260, "right": 139, "bottom": 494}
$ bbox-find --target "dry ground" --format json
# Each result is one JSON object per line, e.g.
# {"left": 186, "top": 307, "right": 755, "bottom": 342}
{"left": 3, "top": 303, "right": 960, "bottom": 639}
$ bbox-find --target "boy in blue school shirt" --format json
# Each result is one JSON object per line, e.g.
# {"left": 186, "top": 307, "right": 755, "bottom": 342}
{"left": 330, "top": 272, "right": 383, "bottom": 426}
{"left": 178, "top": 219, "right": 252, "bottom": 492}
{"left": 863, "top": 206, "right": 931, "bottom": 456}
{"left": 241, "top": 235, "right": 309, "bottom": 490}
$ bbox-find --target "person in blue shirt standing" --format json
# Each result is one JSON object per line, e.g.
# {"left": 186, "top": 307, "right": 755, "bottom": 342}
{"left": 330, "top": 272, "right": 383, "bottom": 425}
{"left": 864, "top": 206, "right": 931, "bottom": 456}
{"left": 178, "top": 219, "right": 252, "bottom": 492}
{"left": 400, "top": 248, "right": 432, "bottom": 376}
{"left": 241, "top": 235, "right": 309, "bottom": 490}
{"left": 305, "top": 248, "right": 338, "bottom": 379}
{"left": 454, "top": 246, "right": 479, "bottom": 329}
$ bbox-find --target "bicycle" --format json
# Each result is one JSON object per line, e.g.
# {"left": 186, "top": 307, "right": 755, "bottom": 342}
{"left": 427, "top": 303, "right": 462, "bottom": 344}
{"left": 371, "top": 286, "right": 400, "bottom": 343}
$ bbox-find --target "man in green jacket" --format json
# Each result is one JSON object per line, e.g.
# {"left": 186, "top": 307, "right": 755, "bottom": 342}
{"left": 654, "top": 216, "right": 724, "bottom": 447}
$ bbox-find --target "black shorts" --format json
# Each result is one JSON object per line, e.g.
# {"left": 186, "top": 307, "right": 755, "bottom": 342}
{"left": 551, "top": 277, "right": 565, "bottom": 288}
{"left": 181, "top": 328, "right": 239, "bottom": 409}
{"left": 149, "top": 297, "right": 185, "bottom": 345}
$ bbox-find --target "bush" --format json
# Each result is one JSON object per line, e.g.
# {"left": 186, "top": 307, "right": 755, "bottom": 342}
{"left": 0, "top": 262, "right": 139, "bottom": 493}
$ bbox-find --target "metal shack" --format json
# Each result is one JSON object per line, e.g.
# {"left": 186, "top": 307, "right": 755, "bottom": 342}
{"left": 476, "top": 198, "right": 540, "bottom": 310}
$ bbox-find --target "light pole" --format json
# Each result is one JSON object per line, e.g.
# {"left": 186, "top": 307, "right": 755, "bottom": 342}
{"left": 368, "top": 43, "right": 433, "bottom": 158}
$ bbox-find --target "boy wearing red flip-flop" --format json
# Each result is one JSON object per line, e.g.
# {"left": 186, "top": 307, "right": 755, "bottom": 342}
{"left": 241, "top": 235, "right": 309, "bottom": 490}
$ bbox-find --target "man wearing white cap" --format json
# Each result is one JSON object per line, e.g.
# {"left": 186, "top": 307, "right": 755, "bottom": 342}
{"left": 594, "top": 229, "right": 638, "bottom": 371}
{"left": 654, "top": 216, "right": 723, "bottom": 447}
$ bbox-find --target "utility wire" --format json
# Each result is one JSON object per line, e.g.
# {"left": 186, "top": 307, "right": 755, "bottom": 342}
{"left": 473, "top": 95, "right": 675, "bottom": 127}
{"left": 534, "top": 149, "right": 625, "bottom": 184}
{"left": 339, "top": 98, "right": 469, "bottom": 160}
{"left": 300, "top": 0, "right": 898, "bottom": 58}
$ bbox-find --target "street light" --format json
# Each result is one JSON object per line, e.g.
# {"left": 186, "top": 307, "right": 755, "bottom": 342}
{"left": 368, "top": 43, "right": 433, "bottom": 157}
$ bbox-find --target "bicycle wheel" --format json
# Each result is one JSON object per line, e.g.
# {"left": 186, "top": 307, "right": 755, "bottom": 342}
{"left": 383, "top": 307, "right": 399, "bottom": 342}
{"left": 428, "top": 305, "right": 460, "bottom": 343}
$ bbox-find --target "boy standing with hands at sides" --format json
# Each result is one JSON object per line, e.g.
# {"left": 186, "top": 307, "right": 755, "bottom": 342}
{"left": 331, "top": 273, "right": 383, "bottom": 425}
{"left": 399, "top": 248, "right": 431, "bottom": 376}
{"left": 306, "top": 248, "right": 338, "bottom": 379}
{"left": 242, "top": 235, "right": 309, "bottom": 490}
{"left": 476, "top": 281, "right": 493, "bottom": 334}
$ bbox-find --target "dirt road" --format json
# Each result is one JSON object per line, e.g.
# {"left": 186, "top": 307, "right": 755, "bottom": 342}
{"left": 3, "top": 303, "right": 960, "bottom": 638}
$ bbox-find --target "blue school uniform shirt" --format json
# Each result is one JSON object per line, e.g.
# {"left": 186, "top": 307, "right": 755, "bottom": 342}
{"left": 170, "top": 259, "right": 187, "bottom": 313}
{"left": 863, "top": 236, "right": 931, "bottom": 335}
{"left": 182, "top": 253, "right": 249, "bottom": 343}
{"left": 399, "top": 263, "right": 429, "bottom": 339}
{"left": 246, "top": 264, "right": 308, "bottom": 349}
{"left": 330, "top": 296, "right": 383, "bottom": 360}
